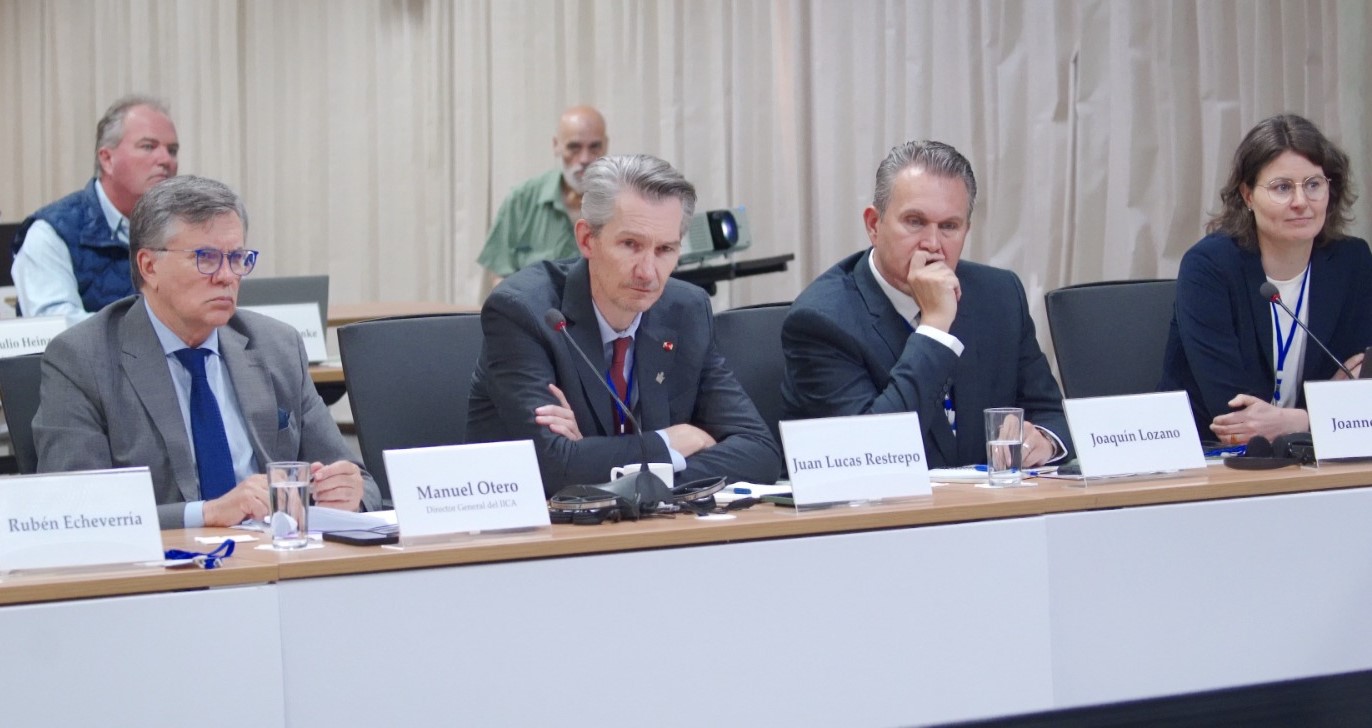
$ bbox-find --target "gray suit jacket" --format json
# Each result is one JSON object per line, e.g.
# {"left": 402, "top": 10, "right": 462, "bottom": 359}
{"left": 781, "top": 249, "right": 1072, "bottom": 468}
{"left": 34, "top": 296, "right": 381, "bottom": 528}
{"left": 467, "top": 258, "right": 783, "bottom": 494}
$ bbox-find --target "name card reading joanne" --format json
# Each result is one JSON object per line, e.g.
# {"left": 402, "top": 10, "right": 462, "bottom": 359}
{"left": 239, "top": 303, "right": 327, "bottom": 363}
{"left": 385, "top": 440, "right": 550, "bottom": 537}
{"left": 0, "top": 316, "right": 68, "bottom": 358}
{"left": 1304, "top": 380, "right": 1372, "bottom": 461}
{"left": 779, "top": 412, "right": 931, "bottom": 507}
{"left": 1063, "top": 391, "right": 1205, "bottom": 478}
{"left": 0, "top": 468, "right": 162, "bottom": 571}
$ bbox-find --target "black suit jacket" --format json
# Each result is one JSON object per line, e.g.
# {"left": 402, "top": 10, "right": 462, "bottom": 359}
{"left": 1159, "top": 233, "right": 1372, "bottom": 435}
{"left": 781, "top": 249, "right": 1071, "bottom": 467}
{"left": 467, "top": 258, "right": 782, "bottom": 494}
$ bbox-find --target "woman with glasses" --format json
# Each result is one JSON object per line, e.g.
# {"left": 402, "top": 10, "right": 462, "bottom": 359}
{"left": 1160, "top": 114, "right": 1372, "bottom": 443}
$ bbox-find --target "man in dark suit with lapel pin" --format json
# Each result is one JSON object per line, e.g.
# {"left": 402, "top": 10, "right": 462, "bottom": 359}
{"left": 467, "top": 154, "right": 782, "bottom": 495}
{"left": 34, "top": 175, "right": 381, "bottom": 528}
{"left": 781, "top": 140, "right": 1072, "bottom": 468}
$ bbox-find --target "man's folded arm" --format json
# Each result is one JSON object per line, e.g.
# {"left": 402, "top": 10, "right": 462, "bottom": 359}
{"left": 479, "top": 299, "right": 671, "bottom": 494}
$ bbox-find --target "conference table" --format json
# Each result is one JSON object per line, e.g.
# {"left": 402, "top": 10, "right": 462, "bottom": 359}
{"left": 5, "top": 462, "right": 1372, "bottom": 727}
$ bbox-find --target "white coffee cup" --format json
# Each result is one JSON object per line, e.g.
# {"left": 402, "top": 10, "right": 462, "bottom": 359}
{"left": 610, "top": 462, "right": 674, "bottom": 489}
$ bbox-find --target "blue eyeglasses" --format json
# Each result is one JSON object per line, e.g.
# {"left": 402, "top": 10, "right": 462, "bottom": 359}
{"left": 152, "top": 248, "right": 260, "bottom": 276}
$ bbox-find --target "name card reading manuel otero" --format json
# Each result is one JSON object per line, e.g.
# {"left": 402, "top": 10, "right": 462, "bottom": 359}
{"left": 1304, "top": 380, "right": 1372, "bottom": 461}
{"left": 1063, "top": 391, "right": 1206, "bottom": 478}
{"left": 239, "top": 303, "right": 328, "bottom": 363}
{"left": 0, "top": 316, "right": 68, "bottom": 358}
{"left": 384, "top": 440, "right": 551, "bottom": 538}
{"left": 779, "top": 412, "right": 931, "bottom": 507}
{"left": 0, "top": 468, "right": 163, "bottom": 571}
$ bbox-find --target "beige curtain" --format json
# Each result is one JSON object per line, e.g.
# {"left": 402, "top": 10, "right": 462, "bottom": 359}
{"left": 2, "top": 1, "right": 1368, "bottom": 355}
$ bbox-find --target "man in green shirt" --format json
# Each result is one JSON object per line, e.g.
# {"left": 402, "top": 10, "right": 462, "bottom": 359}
{"left": 478, "top": 105, "right": 609, "bottom": 286}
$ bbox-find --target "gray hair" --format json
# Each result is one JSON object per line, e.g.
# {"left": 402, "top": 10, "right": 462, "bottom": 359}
{"left": 129, "top": 176, "right": 248, "bottom": 290}
{"left": 94, "top": 94, "right": 171, "bottom": 176}
{"left": 873, "top": 140, "right": 978, "bottom": 218}
{"left": 580, "top": 154, "right": 697, "bottom": 237}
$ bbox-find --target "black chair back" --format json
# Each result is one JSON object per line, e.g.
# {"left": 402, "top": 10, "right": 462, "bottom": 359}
{"left": 713, "top": 302, "right": 791, "bottom": 444}
{"left": 0, "top": 353, "right": 44, "bottom": 473}
{"left": 1044, "top": 279, "right": 1177, "bottom": 399}
{"left": 338, "top": 313, "right": 481, "bottom": 502}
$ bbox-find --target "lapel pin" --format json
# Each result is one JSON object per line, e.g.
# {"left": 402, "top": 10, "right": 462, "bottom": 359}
{"left": 662, "top": 341, "right": 674, "bottom": 352}
{"left": 656, "top": 372, "right": 665, "bottom": 385}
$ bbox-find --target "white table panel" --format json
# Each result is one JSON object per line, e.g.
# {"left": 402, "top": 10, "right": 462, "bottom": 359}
{"left": 1046, "top": 487, "right": 1372, "bottom": 708}
{"left": 278, "top": 516, "right": 1053, "bottom": 728}
{"left": 0, "top": 584, "right": 284, "bottom": 728}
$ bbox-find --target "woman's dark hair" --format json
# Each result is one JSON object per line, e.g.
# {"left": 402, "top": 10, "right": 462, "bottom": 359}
{"left": 1208, "top": 113, "right": 1356, "bottom": 249}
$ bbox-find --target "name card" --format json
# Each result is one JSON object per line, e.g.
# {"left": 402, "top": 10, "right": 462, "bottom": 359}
{"left": 385, "top": 440, "right": 550, "bottom": 538}
{"left": 0, "top": 316, "right": 68, "bottom": 358}
{"left": 779, "top": 412, "right": 931, "bottom": 507}
{"left": 1063, "top": 391, "right": 1206, "bottom": 478}
{"left": 239, "top": 303, "right": 327, "bottom": 363}
{"left": 1304, "top": 380, "right": 1372, "bottom": 460}
{"left": 0, "top": 468, "right": 163, "bottom": 572}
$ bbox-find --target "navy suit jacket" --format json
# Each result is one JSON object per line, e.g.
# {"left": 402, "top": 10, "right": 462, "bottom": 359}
{"left": 1159, "top": 233, "right": 1372, "bottom": 434}
{"left": 781, "top": 249, "right": 1071, "bottom": 468}
{"left": 466, "top": 258, "right": 783, "bottom": 495}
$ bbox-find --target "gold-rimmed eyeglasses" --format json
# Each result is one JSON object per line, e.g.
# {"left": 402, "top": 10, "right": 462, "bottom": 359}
{"left": 1256, "top": 175, "right": 1331, "bottom": 205}
{"left": 151, "top": 248, "right": 260, "bottom": 276}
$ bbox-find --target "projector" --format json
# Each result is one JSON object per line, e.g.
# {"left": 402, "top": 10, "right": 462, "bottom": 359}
{"left": 680, "top": 207, "right": 753, "bottom": 265}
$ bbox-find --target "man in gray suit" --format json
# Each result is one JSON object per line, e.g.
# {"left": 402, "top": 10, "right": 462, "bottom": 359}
{"left": 34, "top": 175, "right": 380, "bottom": 528}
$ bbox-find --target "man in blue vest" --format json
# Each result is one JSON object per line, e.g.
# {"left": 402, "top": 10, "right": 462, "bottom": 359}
{"left": 11, "top": 94, "right": 179, "bottom": 320}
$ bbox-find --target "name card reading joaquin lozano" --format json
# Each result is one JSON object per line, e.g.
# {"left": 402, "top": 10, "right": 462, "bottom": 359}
{"left": 1304, "top": 380, "right": 1372, "bottom": 460}
{"left": 384, "top": 440, "right": 551, "bottom": 537}
{"left": 1063, "top": 391, "right": 1205, "bottom": 478}
{"left": 239, "top": 303, "right": 328, "bottom": 363}
{"left": 0, "top": 468, "right": 163, "bottom": 571}
{"left": 0, "top": 316, "right": 69, "bottom": 358}
{"left": 779, "top": 412, "right": 931, "bottom": 507}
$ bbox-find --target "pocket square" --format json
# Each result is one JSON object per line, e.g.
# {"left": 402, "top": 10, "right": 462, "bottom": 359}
{"left": 277, "top": 408, "right": 292, "bottom": 430}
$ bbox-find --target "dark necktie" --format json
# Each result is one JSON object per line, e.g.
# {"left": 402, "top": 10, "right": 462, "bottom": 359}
{"left": 172, "top": 348, "right": 236, "bottom": 501}
{"left": 610, "top": 336, "right": 632, "bottom": 435}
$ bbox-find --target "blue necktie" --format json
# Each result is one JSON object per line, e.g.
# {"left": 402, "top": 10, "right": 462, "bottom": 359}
{"left": 172, "top": 348, "right": 236, "bottom": 501}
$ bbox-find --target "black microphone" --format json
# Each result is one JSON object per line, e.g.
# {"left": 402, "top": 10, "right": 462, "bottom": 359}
{"left": 543, "top": 309, "right": 670, "bottom": 511}
{"left": 1258, "top": 282, "right": 1355, "bottom": 379}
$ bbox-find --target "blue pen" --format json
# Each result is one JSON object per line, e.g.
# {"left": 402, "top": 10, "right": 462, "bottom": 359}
{"left": 974, "top": 464, "right": 1051, "bottom": 477}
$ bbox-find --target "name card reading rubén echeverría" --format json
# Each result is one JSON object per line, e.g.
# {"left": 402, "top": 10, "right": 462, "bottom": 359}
{"left": 779, "top": 412, "right": 931, "bottom": 507}
{"left": 385, "top": 440, "right": 550, "bottom": 538}
{"left": 0, "top": 316, "right": 68, "bottom": 358}
{"left": 0, "top": 467, "right": 163, "bottom": 571}
{"left": 239, "top": 303, "right": 328, "bottom": 363}
{"left": 1304, "top": 380, "right": 1372, "bottom": 461}
{"left": 1063, "top": 391, "right": 1205, "bottom": 478}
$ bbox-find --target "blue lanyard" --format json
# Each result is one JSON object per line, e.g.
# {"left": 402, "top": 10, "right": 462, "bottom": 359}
{"left": 605, "top": 356, "right": 636, "bottom": 432}
{"left": 1270, "top": 264, "right": 1310, "bottom": 404}
{"left": 943, "top": 386, "right": 956, "bottom": 435}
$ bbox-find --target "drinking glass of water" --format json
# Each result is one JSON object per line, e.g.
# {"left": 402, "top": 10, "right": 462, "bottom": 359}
{"left": 984, "top": 408, "right": 1025, "bottom": 487}
{"left": 267, "top": 461, "right": 311, "bottom": 549}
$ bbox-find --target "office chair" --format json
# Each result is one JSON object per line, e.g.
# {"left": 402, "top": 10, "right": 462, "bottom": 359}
{"left": 0, "top": 353, "right": 44, "bottom": 473}
{"left": 338, "top": 313, "right": 481, "bottom": 502}
{"left": 713, "top": 302, "right": 791, "bottom": 444}
{"left": 1044, "top": 279, "right": 1177, "bottom": 399}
